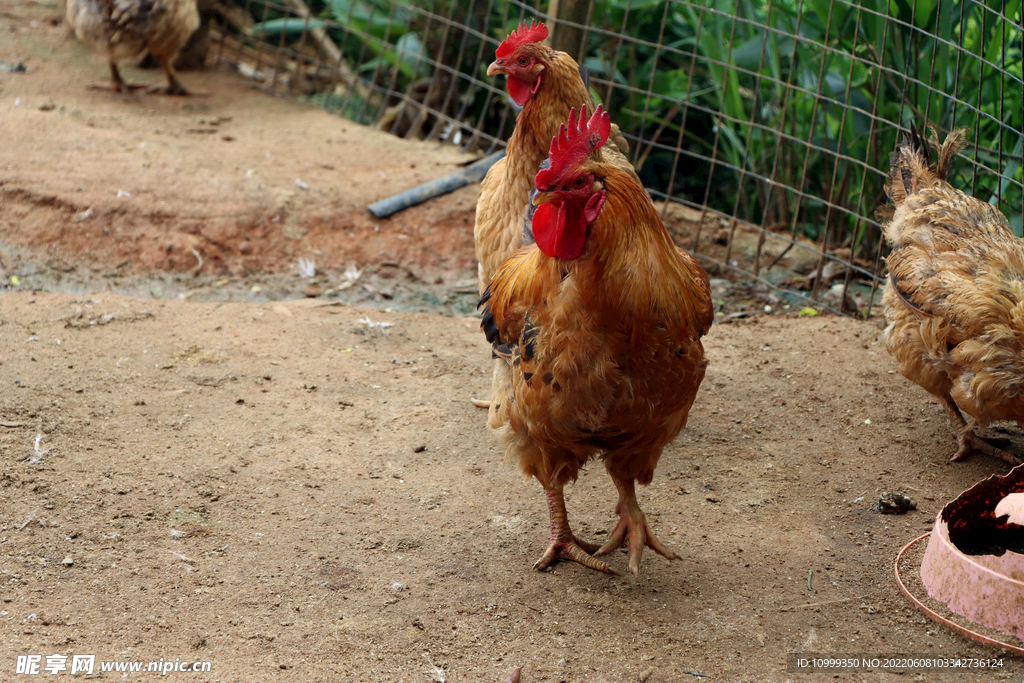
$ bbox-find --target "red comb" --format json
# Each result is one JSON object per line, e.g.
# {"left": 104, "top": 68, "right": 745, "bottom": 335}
{"left": 535, "top": 105, "right": 611, "bottom": 189}
{"left": 495, "top": 20, "right": 548, "bottom": 59}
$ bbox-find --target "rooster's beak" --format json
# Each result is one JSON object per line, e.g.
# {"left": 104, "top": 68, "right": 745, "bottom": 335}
{"left": 487, "top": 60, "right": 506, "bottom": 76}
{"left": 532, "top": 191, "right": 555, "bottom": 207}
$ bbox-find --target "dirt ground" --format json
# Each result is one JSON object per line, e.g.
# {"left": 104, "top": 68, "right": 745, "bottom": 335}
{"left": 3, "top": 3, "right": 1024, "bottom": 682}
{"left": 1, "top": 0, "right": 487, "bottom": 316}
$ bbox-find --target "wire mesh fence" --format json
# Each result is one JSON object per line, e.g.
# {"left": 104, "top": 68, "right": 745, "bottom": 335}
{"left": 209, "top": 0, "right": 1024, "bottom": 317}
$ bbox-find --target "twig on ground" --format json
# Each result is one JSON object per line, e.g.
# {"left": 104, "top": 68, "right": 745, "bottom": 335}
{"left": 779, "top": 594, "right": 870, "bottom": 611}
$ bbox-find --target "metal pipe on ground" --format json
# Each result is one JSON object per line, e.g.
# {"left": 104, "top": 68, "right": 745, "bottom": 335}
{"left": 367, "top": 150, "right": 505, "bottom": 218}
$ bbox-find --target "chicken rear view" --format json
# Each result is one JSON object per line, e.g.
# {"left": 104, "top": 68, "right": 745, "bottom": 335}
{"left": 481, "top": 105, "right": 713, "bottom": 575}
{"left": 881, "top": 124, "right": 1024, "bottom": 465}
{"left": 66, "top": 0, "right": 200, "bottom": 95}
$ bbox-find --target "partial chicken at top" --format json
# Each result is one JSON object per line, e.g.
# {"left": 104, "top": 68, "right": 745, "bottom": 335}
{"left": 66, "top": 0, "right": 200, "bottom": 95}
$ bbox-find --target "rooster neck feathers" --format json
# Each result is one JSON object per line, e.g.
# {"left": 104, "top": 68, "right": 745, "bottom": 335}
{"left": 556, "top": 166, "right": 711, "bottom": 336}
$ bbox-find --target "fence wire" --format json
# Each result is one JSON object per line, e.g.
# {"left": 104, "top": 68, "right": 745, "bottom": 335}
{"left": 210, "top": 0, "right": 1024, "bottom": 317}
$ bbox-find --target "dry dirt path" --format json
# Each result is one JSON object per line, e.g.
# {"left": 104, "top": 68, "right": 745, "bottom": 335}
{"left": 1, "top": 292, "right": 1020, "bottom": 681}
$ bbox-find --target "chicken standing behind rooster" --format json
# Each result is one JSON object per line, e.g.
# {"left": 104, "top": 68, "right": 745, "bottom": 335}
{"left": 881, "top": 124, "right": 1024, "bottom": 465}
{"left": 66, "top": 0, "right": 199, "bottom": 95}
{"left": 481, "top": 105, "right": 713, "bottom": 575}
{"left": 475, "top": 20, "right": 634, "bottom": 295}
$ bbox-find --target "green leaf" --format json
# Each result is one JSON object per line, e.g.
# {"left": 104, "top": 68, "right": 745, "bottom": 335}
{"left": 798, "top": 307, "right": 819, "bottom": 317}
{"left": 358, "top": 32, "right": 425, "bottom": 80}
{"left": 651, "top": 68, "right": 691, "bottom": 101}
{"left": 733, "top": 34, "right": 769, "bottom": 72}
{"left": 1010, "top": 213, "right": 1023, "bottom": 239}
{"left": 911, "top": 0, "right": 938, "bottom": 28}
{"left": 989, "top": 135, "right": 1023, "bottom": 209}
{"left": 394, "top": 32, "right": 425, "bottom": 73}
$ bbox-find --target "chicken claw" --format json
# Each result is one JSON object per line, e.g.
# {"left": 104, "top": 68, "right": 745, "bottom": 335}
{"left": 942, "top": 397, "right": 1022, "bottom": 465}
{"left": 87, "top": 62, "right": 148, "bottom": 94}
{"left": 951, "top": 429, "right": 1022, "bottom": 465}
{"left": 534, "top": 487, "right": 616, "bottom": 574}
{"left": 596, "top": 475, "right": 679, "bottom": 576}
{"left": 147, "top": 54, "right": 204, "bottom": 96}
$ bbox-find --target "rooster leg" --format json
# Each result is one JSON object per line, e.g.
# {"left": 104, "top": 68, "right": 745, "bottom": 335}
{"left": 596, "top": 475, "right": 679, "bottom": 576}
{"left": 941, "top": 396, "right": 1021, "bottom": 465}
{"left": 533, "top": 486, "right": 615, "bottom": 574}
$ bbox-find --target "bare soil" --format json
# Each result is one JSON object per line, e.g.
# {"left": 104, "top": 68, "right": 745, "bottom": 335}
{"left": 2, "top": 3, "right": 1024, "bottom": 682}
{"left": 1, "top": 0, "right": 484, "bottom": 315}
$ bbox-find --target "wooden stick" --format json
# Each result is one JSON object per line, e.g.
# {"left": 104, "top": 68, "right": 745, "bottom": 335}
{"left": 211, "top": 0, "right": 254, "bottom": 33}
{"left": 278, "top": 0, "right": 349, "bottom": 83}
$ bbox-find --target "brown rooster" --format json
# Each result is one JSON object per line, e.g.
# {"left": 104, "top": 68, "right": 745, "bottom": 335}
{"left": 475, "top": 20, "right": 633, "bottom": 295}
{"left": 882, "top": 124, "right": 1024, "bottom": 465}
{"left": 481, "top": 106, "right": 713, "bottom": 575}
{"left": 66, "top": 0, "right": 200, "bottom": 95}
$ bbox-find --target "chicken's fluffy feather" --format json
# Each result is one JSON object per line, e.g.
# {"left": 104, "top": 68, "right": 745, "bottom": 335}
{"left": 66, "top": 0, "right": 199, "bottom": 95}
{"left": 881, "top": 125, "right": 1024, "bottom": 464}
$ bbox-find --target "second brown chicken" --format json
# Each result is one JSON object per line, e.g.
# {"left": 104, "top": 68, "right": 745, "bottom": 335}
{"left": 881, "top": 124, "right": 1024, "bottom": 465}
{"left": 66, "top": 0, "right": 200, "bottom": 95}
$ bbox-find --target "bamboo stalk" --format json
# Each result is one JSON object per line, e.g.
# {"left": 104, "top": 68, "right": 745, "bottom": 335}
{"left": 549, "top": 0, "right": 589, "bottom": 62}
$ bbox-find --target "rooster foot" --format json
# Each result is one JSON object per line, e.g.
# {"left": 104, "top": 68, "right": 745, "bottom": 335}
{"left": 148, "top": 57, "right": 208, "bottom": 97}
{"left": 146, "top": 83, "right": 209, "bottom": 97}
{"left": 950, "top": 430, "right": 1022, "bottom": 465}
{"left": 597, "top": 476, "right": 679, "bottom": 576}
{"left": 533, "top": 536, "right": 614, "bottom": 574}
{"left": 941, "top": 396, "right": 1022, "bottom": 465}
{"left": 534, "top": 486, "right": 616, "bottom": 574}
{"left": 93, "top": 62, "right": 149, "bottom": 94}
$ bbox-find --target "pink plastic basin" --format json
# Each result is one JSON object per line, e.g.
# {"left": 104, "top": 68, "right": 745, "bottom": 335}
{"left": 920, "top": 466, "right": 1024, "bottom": 643}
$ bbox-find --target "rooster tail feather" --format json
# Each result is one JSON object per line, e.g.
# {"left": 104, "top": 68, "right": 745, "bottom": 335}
{"left": 885, "top": 123, "right": 932, "bottom": 208}
{"left": 881, "top": 122, "right": 965, "bottom": 246}
{"left": 479, "top": 285, "right": 504, "bottom": 347}
{"left": 931, "top": 125, "right": 968, "bottom": 182}
{"left": 909, "top": 122, "right": 932, "bottom": 167}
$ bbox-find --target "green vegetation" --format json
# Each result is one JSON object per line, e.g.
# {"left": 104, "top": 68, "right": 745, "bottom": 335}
{"left": 242, "top": 0, "right": 1023, "bottom": 259}
{"left": 583, "top": 0, "right": 1023, "bottom": 258}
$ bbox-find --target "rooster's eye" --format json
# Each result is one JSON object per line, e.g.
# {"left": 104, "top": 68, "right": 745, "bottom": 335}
{"left": 518, "top": 57, "right": 528, "bottom": 65}
{"left": 575, "top": 177, "right": 585, "bottom": 186}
